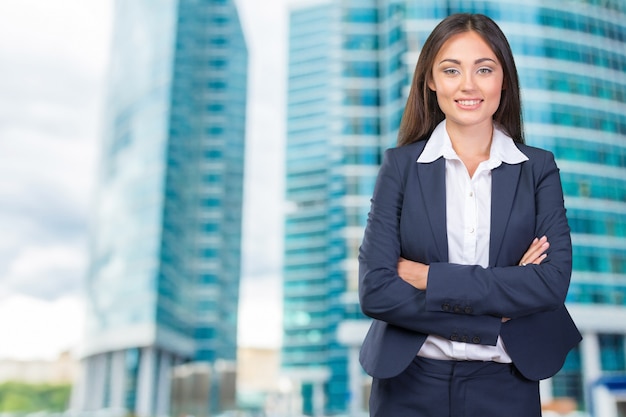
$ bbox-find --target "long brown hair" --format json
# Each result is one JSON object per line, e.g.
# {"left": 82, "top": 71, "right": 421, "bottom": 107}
{"left": 397, "top": 13, "right": 524, "bottom": 146}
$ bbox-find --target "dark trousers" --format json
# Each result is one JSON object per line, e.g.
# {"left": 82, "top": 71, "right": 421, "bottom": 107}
{"left": 369, "top": 356, "right": 541, "bottom": 417}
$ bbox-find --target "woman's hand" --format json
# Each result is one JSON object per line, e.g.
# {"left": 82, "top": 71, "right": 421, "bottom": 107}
{"left": 397, "top": 257, "right": 429, "bottom": 290}
{"left": 518, "top": 236, "right": 550, "bottom": 266}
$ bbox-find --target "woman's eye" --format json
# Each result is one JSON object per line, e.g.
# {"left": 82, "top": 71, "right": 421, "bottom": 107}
{"left": 443, "top": 68, "right": 459, "bottom": 75}
{"left": 478, "top": 67, "right": 493, "bottom": 74}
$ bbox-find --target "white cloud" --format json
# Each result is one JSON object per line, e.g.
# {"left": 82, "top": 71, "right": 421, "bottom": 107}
{"left": 0, "top": 294, "right": 84, "bottom": 360}
{"left": 10, "top": 246, "right": 83, "bottom": 279}
{"left": 0, "top": 0, "right": 112, "bottom": 359}
{"left": 2, "top": 244, "right": 87, "bottom": 301}
{"left": 0, "top": 0, "right": 112, "bottom": 74}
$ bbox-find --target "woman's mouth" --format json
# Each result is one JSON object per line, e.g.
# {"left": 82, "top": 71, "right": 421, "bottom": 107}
{"left": 456, "top": 99, "right": 482, "bottom": 106}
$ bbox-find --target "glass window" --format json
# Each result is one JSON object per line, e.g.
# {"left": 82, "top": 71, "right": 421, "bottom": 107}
{"left": 208, "top": 58, "right": 226, "bottom": 69}
{"left": 343, "top": 61, "right": 379, "bottom": 78}
{"left": 201, "top": 248, "right": 218, "bottom": 258}
{"left": 551, "top": 346, "right": 584, "bottom": 407}
{"left": 210, "top": 37, "right": 227, "bottom": 46}
{"left": 207, "top": 103, "right": 224, "bottom": 112}
{"left": 204, "top": 149, "right": 222, "bottom": 158}
{"left": 343, "top": 34, "right": 378, "bottom": 50}
{"left": 202, "top": 223, "right": 219, "bottom": 233}
{"left": 599, "top": 334, "right": 626, "bottom": 371}
{"left": 343, "top": 8, "right": 378, "bottom": 23}
{"left": 202, "top": 198, "right": 221, "bottom": 207}
{"left": 344, "top": 89, "right": 380, "bottom": 106}
{"left": 342, "top": 117, "right": 380, "bottom": 135}
{"left": 207, "top": 80, "right": 227, "bottom": 90}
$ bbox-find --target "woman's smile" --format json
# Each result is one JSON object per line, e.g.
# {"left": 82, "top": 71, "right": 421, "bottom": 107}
{"left": 456, "top": 98, "right": 483, "bottom": 108}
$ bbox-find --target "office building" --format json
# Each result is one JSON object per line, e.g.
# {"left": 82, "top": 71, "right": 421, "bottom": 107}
{"left": 284, "top": 1, "right": 382, "bottom": 415}
{"left": 71, "top": 0, "right": 247, "bottom": 415}
{"left": 284, "top": 0, "right": 626, "bottom": 415}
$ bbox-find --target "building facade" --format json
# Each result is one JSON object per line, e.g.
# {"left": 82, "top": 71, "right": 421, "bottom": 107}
{"left": 284, "top": 1, "right": 393, "bottom": 414}
{"left": 284, "top": 0, "right": 626, "bottom": 415}
{"left": 71, "top": 0, "right": 247, "bottom": 415}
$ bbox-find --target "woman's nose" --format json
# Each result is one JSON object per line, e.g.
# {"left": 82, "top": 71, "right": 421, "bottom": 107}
{"left": 460, "top": 73, "right": 476, "bottom": 90}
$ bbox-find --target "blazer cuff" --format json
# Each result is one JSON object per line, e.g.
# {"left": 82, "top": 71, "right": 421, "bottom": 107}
{"left": 425, "top": 262, "right": 502, "bottom": 345}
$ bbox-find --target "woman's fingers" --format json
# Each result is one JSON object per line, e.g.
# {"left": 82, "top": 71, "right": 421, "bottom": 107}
{"left": 531, "top": 253, "right": 547, "bottom": 265}
{"left": 519, "top": 236, "right": 549, "bottom": 266}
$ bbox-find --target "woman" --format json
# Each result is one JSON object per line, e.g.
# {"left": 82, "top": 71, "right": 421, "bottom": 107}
{"left": 358, "top": 13, "right": 581, "bottom": 416}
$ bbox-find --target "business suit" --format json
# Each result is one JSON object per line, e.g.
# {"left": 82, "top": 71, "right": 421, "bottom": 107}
{"left": 358, "top": 138, "right": 581, "bottom": 386}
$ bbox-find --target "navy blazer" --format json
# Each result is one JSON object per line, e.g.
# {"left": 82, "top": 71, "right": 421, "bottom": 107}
{"left": 358, "top": 140, "right": 582, "bottom": 381}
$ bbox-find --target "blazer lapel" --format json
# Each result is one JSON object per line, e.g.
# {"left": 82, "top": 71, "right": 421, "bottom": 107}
{"left": 416, "top": 157, "right": 448, "bottom": 261}
{"left": 490, "top": 163, "right": 522, "bottom": 265}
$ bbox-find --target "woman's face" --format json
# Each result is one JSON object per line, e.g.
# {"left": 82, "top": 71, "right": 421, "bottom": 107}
{"left": 428, "top": 31, "right": 504, "bottom": 132}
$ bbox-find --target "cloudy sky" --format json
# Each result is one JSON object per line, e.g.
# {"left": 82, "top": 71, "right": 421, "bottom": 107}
{"left": 0, "top": 0, "right": 288, "bottom": 360}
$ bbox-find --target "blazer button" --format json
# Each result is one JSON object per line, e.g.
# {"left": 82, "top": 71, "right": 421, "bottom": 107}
{"left": 472, "top": 336, "right": 481, "bottom": 344}
{"left": 442, "top": 303, "right": 450, "bottom": 312}
{"left": 450, "top": 333, "right": 459, "bottom": 341}
{"left": 464, "top": 306, "right": 473, "bottom": 314}
{"left": 453, "top": 305, "right": 462, "bottom": 313}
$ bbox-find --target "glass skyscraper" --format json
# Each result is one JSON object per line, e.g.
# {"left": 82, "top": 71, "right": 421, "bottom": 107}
{"left": 285, "top": 1, "right": 405, "bottom": 414}
{"left": 285, "top": 0, "right": 626, "bottom": 415}
{"left": 71, "top": 0, "right": 247, "bottom": 416}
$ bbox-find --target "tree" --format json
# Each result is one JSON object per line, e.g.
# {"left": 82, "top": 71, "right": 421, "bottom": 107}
{"left": 0, "top": 381, "right": 71, "bottom": 412}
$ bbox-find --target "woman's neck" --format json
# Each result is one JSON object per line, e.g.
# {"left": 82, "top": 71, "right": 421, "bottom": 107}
{"left": 446, "top": 122, "right": 494, "bottom": 177}
{"left": 447, "top": 122, "right": 493, "bottom": 159}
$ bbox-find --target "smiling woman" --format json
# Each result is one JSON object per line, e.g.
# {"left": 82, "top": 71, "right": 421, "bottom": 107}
{"left": 358, "top": 13, "right": 581, "bottom": 417}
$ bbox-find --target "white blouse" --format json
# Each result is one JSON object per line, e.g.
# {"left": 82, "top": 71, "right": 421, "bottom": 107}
{"left": 415, "top": 120, "right": 528, "bottom": 362}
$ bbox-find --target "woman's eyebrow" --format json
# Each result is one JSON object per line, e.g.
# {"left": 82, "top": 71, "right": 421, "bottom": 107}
{"left": 438, "top": 57, "right": 498, "bottom": 65}
{"left": 475, "top": 57, "right": 498, "bottom": 64}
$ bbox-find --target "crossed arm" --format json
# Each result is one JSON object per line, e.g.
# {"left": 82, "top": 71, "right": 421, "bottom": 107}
{"left": 398, "top": 236, "right": 550, "bottom": 291}
{"left": 397, "top": 236, "right": 550, "bottom": 322}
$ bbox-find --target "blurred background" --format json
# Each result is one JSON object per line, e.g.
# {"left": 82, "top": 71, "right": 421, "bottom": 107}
{"left": 0, "top": 0, "right": 625, "bottom": 416}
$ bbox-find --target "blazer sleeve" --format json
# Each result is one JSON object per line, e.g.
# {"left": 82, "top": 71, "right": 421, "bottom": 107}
{"left": 425, "top": 150, "right": 572, "bottom": 319}
{"left": 359, "top": 148, "right": 503, "bottom": 345}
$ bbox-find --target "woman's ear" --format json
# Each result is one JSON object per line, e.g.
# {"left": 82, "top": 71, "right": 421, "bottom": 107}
{"left": 428, "top": 79, "right": 436, "bottom": 91}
